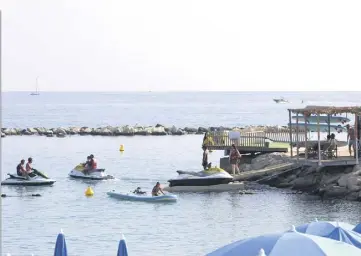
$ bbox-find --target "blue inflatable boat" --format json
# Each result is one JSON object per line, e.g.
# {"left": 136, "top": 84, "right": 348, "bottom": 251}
{"left": 107, "top": 191, "right": 178, "bottom": 202}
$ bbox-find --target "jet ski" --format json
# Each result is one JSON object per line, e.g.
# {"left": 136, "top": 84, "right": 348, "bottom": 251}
{"left": 167, "top": 166, "right": 234, "bottom": 187}
{"left": 68, "top": 164, "right": 114, "bottom": 180}
{"left": 1, "top": 169, "right": 56, "bottom": 186}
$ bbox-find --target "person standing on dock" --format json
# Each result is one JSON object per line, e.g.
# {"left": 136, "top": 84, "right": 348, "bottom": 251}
{"left": 229, "top": 144, "right": 241, "bottom": 175}
{"left": 346, "top": 124, "right": 356, "bottom": 157}
{"left": 202, "top": 146, "right": 209, "bottom": 170}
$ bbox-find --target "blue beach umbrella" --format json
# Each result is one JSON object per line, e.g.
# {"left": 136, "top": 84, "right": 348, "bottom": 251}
{"left": 295, "top": 220, "right": 361, "bottom": 248}
{"left": 206, "top": 226, "right": 361, "bottom": 256}
{"left": 354, "top": 223, "right": 361, "bottom": 234}
{"left": 117, "top": 234, "right": 128, "bottom": 256}
{"left": 295, "top": 219, "right": 355, "bottom": 236}
{"left": 326, "top": 226, "right": 361, "bottom": 249}
{"left": 54, "top": 229, "right": 68, "bottom": 256}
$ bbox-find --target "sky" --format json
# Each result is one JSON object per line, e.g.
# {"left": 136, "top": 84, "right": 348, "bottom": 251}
{"left": 1, "top": 0, "right": 361, "bottom": 92}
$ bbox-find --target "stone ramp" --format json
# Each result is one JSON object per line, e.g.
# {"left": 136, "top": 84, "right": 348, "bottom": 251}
{"left": 232, "top": 163, "right": 297, "bottom": 181}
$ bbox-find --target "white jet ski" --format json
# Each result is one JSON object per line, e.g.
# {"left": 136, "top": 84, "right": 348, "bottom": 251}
{"left": 68, "top": 164, "right": 114, "bottom": 180}
{"left": 1, "top": 169, "right": 56, "bottom": 186}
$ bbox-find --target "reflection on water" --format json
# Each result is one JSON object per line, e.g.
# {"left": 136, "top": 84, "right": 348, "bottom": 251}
{"left": 2, "top": 136, "right": 361, "bottom": 256}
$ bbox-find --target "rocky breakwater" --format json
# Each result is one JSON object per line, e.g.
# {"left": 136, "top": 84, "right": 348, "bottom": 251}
{"left": 0, "top": 124, "right": 289, "bottom": 138}
{"left": 259, "top": 161, "right": 361, "bottom": 202}
{"left": 0, "top": 125, "right": 213, "bottom": 137}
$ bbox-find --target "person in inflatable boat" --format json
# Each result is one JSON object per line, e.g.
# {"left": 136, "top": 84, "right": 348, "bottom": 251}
{"left": 133, "top": 187, "right": 146, "bottom": 195}
{"left": 152, "top": 182, "right": 165, "bottom": 196}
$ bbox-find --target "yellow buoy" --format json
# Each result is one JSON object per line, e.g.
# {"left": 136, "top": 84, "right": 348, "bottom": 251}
{"left": 85, "top": 186, "right": 94, "bottom": 197}
{"left": 119, "top": 144, "right": 124, "bottom": 152}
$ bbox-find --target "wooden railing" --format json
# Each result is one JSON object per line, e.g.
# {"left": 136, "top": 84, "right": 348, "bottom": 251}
{"left": 203, "top": 129, "right": 306, "bottom": 148}
{"left": 203, "top": 131, "right": 266, "bottom": 148}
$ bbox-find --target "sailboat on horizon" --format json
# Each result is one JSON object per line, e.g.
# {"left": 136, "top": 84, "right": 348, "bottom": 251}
{"left": 30, "top": 76, "right": 40, "bottom": 95}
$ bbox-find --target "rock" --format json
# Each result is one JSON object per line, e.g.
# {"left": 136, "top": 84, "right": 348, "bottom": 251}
{"left": 3, "top": 128, "right": 18, "bottom": 135}
{"left": 323, "top": 185, "right": 349, "bottom": 199}
{"left": 151, "top": 126, "right": 167, "bottom": 136}
{"left": 98, "top": 127, "right": 113, "bottom": 136}
{"left": 319, "top": 173, "right": 344, "bottom": 186}
{"left": 346, "top": 176, "right": 361, "bottom": 192}
{"left": 155, "top": 124, "right": 164, "bottom": 128}
{"left": 79, "top": 127, "right": 92, "bottom": 135}
{"left": 198, "top": 127, "right": 209, "bottom": 133}
{"left": 27, "top": 127, "right": 38, "bottom": 134}
{"left": 34, "top": 127, "right": 47, "bottom": 135}
{"left": 44, "top": 130, "right": 54, "bottom": 137}
{"left": 292, "top": 176, "right": 317, "bottom": 190}
{"left": 184, "top": 127, "right": 197, "bottom": 134}
{"left": 1, "top": 132, "right": 5, "bottom": 138}
{"left": 21, "top": 129, "right": 33, "bottom": 135}
{"left": 67, "top": 127, "right": 80, "bottom": 135}
{"left": 54, "top": 128, "right": 67, "bottom": 135}
{"left": 346, "top": 192, "right": 360, "bottom": 201}
{"left": 275, "top": 183, "right": 293, "bottom": 188}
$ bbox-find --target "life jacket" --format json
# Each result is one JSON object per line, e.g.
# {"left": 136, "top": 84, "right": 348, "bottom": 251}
{"left": 91, "top": 158, "right": 97, "bottom": 169}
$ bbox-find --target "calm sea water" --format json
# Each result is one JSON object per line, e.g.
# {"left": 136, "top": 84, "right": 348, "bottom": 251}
{"left": 1, "top": 92, "right": 361, "bottom": 255}
{"left": 2, "top": 91, "right": 361, "bottom": 128}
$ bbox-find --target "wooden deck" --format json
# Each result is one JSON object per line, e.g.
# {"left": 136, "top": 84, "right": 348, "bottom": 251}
{"left": 203, "top": 131, "right": 290, "bottom": 154}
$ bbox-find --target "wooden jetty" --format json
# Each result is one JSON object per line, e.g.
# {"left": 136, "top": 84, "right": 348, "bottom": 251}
{"left": 202, "top": 129, "right": 296, "bottom": 154}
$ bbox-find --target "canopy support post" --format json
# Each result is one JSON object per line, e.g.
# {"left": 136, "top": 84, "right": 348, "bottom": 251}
{"left": 317, "top": 113, "right": 322, "bottom": 166}
{"left": 296, "top": 112, "right": 299, "bottom": 163}
{"left": 355, "top": 114, "right": 359, "bottom": 165}
{"left": 304, "top": 113, "right": 308, "bottom": 160}
{"left": 327, "top": 114, "right": 331, "bottom": 136}
{"left": 288, "top": 110, "right": 293, "bottom": 158}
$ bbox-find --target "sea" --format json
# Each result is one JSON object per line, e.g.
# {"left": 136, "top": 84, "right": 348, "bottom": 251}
{"left": 1, "top": 91, "right": 361, "bottom": 256}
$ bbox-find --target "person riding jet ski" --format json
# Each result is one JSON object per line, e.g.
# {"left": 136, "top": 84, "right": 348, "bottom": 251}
{"left": 89, "top": 154, "right": 97, "bottom": 169}
{"left": 16, "top": 159, "right": 27, "bottom": 176}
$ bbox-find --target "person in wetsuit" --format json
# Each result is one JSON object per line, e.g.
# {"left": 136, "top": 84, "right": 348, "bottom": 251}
{"left": 16, "top": 159, "right": 26, "bottom": 176}
{"left": 152, "top": 182, "right": 165, "bottom": 196}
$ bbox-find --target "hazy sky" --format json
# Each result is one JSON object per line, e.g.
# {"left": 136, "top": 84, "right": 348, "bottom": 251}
{"left": 1, "top": 0, "right": 361, "bottom": 91}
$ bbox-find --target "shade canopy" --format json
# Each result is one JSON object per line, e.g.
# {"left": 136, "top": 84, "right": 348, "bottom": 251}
{"left": 206, "top": 227, "right": 361, "bottom": 256}
{"left": 288, "top": 105, "right": 361, "bottom": 116}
